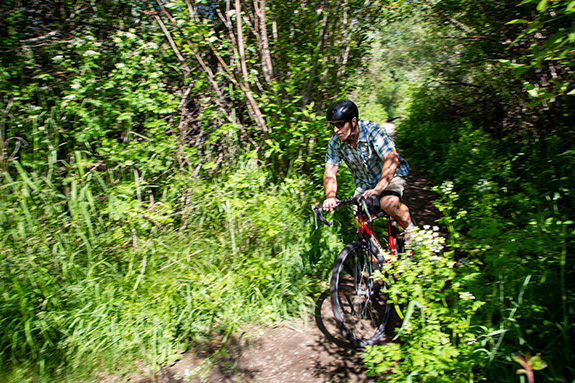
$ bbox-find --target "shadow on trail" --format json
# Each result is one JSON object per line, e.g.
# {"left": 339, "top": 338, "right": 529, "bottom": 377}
{"left": 135, "top": 294, "right": 382, "bottom": 383}
{"left": 134, "top": 294, "right": 392, "bottom": 383}
{"left": 404, "top": 169, "right": 444, "bottom": 228}
{"left": 313, "top": 290, "right": 353, "bottom": 349}
{"left": 311, "top": 290, "right": 382, "bottom": 382}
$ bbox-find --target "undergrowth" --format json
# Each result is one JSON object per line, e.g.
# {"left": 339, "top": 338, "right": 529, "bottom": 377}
{"left": 0, "top": 156, "right": 339, "bottom": 382}
{"left": 381, "top": 118, "right": 575, "bottom": 382}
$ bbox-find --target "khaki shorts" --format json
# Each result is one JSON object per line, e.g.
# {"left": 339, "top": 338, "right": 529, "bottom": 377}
{"left": 354, "top": 176, "right": 407, "bottom": 199}
{"left": 353, "top": 176, "right": 407, "bottom": 214}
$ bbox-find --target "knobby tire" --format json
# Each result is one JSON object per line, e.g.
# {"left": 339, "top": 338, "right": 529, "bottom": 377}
{"left": 330, "top": 240, "right": 392, "bottom": 347}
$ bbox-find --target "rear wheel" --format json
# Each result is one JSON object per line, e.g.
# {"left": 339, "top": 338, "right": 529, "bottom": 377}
{"left": 330, "top": 240, "right": 392, "bottom": 347}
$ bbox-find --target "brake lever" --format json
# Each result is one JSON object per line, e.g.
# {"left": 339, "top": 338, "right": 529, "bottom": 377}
{"left": 312, "top": 204, "right": 333, "bottom": 228}
{"left": 313, "top": 206, "right": 318, "bottom": 229}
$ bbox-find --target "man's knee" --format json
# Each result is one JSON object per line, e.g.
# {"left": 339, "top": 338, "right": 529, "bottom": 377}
{"left": 380, "top": 194, "right": 401, "bottom": 210}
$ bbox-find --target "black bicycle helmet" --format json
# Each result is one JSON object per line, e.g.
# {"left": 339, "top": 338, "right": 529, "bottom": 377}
{"left": 326, "top": 99, "right": 359, "bottom": 122}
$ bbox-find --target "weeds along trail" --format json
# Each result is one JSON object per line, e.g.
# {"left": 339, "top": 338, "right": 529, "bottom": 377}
{"left": 118, "top": 170, "right": 444, "bottom": 383}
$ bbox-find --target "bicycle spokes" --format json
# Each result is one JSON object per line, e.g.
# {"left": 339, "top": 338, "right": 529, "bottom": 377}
{"left": 331, "top": 240, "right": 392, "bottom": 347}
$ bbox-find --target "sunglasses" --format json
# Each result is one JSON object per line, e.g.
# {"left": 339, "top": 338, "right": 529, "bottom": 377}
{"left": 330, "top": 120, "right": 347, "bottom": 129}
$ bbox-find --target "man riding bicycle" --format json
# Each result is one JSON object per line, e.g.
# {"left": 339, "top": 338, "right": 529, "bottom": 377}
{"left": 322, "top": 99, "right": 414, "bottom": 233}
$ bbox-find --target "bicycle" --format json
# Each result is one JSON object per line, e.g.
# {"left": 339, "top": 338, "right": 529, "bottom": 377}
{"left": 312, "top": 195, "right": 406, "bottom": 347}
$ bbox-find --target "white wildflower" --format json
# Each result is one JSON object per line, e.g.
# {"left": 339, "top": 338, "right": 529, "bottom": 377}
{"left": 459, "top": 292, "right": 476, "bottom": 301}
{"left": 439, "top": 181, "right": 454, "bottom": 193}
{"left": 407, "top": 226, "right": 445, "bottom": 254}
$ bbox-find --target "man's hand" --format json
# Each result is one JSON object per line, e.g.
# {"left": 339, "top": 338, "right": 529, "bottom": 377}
{"left": 323, "top": 197, "right": 339, "bottom": 211}
{"left": 362, "top": 188, "right": 381, "bottom": 199}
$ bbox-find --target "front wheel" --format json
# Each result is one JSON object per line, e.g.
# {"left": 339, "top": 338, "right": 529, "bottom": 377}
{"left": 330, "top": 240, "right": 392, "bottom": 347}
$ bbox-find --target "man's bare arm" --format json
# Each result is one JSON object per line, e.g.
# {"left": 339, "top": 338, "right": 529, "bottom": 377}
{"left": 323, "top": 163, "right": 339, "bottom": 210}
{"left": 363, "top": 148, "right": 399, "bottom": 198}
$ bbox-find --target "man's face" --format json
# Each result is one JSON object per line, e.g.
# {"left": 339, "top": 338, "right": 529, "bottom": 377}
{"left": 330, "top": 118, "right": 354, "bottom": 141}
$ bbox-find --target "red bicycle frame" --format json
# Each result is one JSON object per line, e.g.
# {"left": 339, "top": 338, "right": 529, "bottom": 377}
{"left": 356, "top": 209, "right": 401, "bottom": 262}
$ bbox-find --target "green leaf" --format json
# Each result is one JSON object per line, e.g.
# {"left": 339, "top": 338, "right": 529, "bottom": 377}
{"left": 33, "top": 73, "right": 54, "bottom": 80}
{"left": 392, "top": 300, "right": 424, "bottom": 341}
{"left": 537, "top": 0, "right": 549, "bottom": 12}
{"left": 527, "top": 88, "right": 539, "bottom": 97}
{"left": 567, "top": 88, "right": 575, "bottom": 95}
{"left": 530, "top": 354, "right": 548, "bottom": 370}
{"left": 406, "top": 370, "right": 423, "bottom": 383}
{"left": 506, "top": 19, "right": 530, "bottom": 24}
{"left": 498, "top": 59, "right": 527, "bottom": 69}
{"left": 511, "top": 354, "right": 523, "bottom": 364}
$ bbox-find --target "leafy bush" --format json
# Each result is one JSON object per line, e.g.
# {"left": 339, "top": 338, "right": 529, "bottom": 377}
{"left": 0, "top": 157, "right": 328, "bottom": 381}
{"left": 363, "top": 224, "right": 486, "bottom": 382}
{"left": 390, "top": 113, "right": 575, "bottom": 380}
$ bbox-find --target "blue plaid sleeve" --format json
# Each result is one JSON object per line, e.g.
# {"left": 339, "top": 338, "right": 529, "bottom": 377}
{"left": 365, "top": 121, "right": 395, "bottom": 158}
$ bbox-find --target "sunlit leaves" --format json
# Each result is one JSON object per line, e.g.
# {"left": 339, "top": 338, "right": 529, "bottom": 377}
{"left": 503, "top": 0, "right": 575, "bottom": 104}
{"left": 364, "top": 227, "right": 484, "bottom": 382}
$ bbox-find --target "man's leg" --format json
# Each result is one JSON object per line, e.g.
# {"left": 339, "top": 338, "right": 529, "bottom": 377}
{"left": 380, "top": 194, "right": 412, "bottom": 228}
{"left": 378, "top": 176, "right": 412, "bottom": 229}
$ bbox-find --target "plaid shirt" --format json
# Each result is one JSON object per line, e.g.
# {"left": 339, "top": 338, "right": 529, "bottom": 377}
{"left": 325, "top": 120, "right": 409, "bottom": 194}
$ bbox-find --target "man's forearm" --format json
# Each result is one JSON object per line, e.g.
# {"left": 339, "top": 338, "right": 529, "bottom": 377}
{"left": 324, "top": 174, "right": 337, "bottom": 198}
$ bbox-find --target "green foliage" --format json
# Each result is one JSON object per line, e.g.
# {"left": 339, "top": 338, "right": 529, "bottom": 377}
{"left": 262, "top": 98, "right": 327, "bottom": 176}
{"left": 153, "top": 0, "right": 388, "bottom": 178}
{"left": 0, "top": 158, "right": 325, "bottom": 381}
{"left": 503, "top": 0, "right": 575, "bottom": 104}
{"left": 373, "top": 1, "right": 575, "bottom": 380}
{"left": 56, "top": 30, "right": 179, "bottom": 160}
{"left": 396, "top": 113, "right": 575, "bottom": 380}
{"left": 1, "top": 1, "right": 383, "bottom": 378}
{"left": 364, "top": 226, "right": 486, "bottom": 382}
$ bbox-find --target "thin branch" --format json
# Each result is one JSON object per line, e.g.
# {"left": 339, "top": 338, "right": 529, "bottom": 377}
{"left": 256, "top": 0, "right": 274, "bottom": 82}
{"left": 235, "top": 0, "right": 250, "bottom": 85}
{"left": 19, "top": 6, "right": 90, "bottom": 43}
{"left": 148, "top": 4, "right": 191, "bottom": 75}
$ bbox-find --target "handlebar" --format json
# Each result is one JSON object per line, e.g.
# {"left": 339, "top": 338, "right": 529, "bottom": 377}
{"left": 312, "top": 204, "right": 332, "bottom": 228}
{"left": 312, "top": 197, "right": 353, "bottom": 227}
{"left": 312, "top": 195, "right": 382, "bottom": 229}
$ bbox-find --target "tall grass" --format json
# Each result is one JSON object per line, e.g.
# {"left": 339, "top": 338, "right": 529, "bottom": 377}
{"left": 0, "top": 156, "right": 333, "bottom": 382}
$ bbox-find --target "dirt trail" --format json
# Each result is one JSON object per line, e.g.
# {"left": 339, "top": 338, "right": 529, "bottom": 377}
{"left": 126, "top": 170, "right": 442, "bottom": 383}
